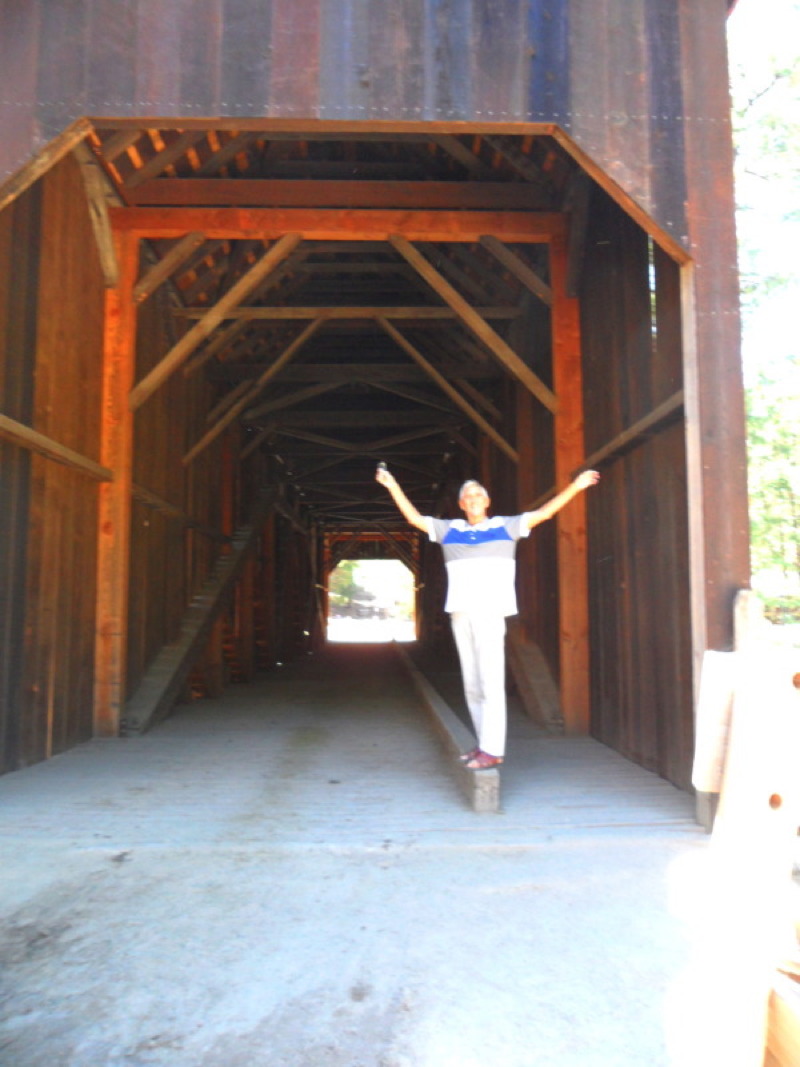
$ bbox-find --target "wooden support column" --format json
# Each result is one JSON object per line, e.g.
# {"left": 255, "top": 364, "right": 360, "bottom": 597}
{"left": 204, "top": 616, "right": 226, "bottom": 698}
{"left": 515, "top": 387, "right": 537, "bottom": 636}
{"left": 94, "top": 231, "right": 138, "bottom": 737}
{"left": 550, "top": 236, "right": 590, "bottom": 735}
{"left": 238, "top": 554, "right": 256, "bottom": 681}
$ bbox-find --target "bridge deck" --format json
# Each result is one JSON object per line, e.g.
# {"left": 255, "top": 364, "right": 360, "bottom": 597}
{"left": 0, "top": 644, "right": 709, "bottom": 1066}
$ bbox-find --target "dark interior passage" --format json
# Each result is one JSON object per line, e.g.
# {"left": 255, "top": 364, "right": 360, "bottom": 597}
{"left": 0, "top": 127, "right": 711, "bottom": 793}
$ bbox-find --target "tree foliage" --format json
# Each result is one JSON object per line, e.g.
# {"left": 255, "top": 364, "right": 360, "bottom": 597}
{"left": 729, "top": 9, "right": 800, "bottom": 592}
{"left": 746, "top": 357, "right": 800, "bottom": 586}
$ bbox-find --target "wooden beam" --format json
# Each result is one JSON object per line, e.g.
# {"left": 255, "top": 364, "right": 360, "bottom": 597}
{"left": 94, "top": 231, "right": 139, "bottom": 738}
{"left": 563, "top": 170, "right": 592, "bottom": 298}
{"left": 581, "top": 391, "right": 685, "bottom": 471}
{"left": 480, "top": 234, "right": 553, "bottom": 306}
{"left": 183, "top": 318, "right": 254, "bottom": 377}
{"left": 182, "top": 317, "right": 326, "bottom": 466}
{"left": 196, "top": 132, "right": 258, "bottom": 175}
{"left": 129, "top": 233, "right": 303, "bottom": 410}
{"left": 483, "top": 136, "right": 554, "bottom": 196}
{"left": 377, "top": 318, "right": 519, "bottom": 463}
{"left": 267, "top": 409, "right": 460, "bottom": 428}
{"left": 0, "top": 118, "right": 93, "bottom": 213}
{"left": 109, "top": 206, "right": 564, "bottom": 243}
{"left": 366, "top": 378, "right": 458, "bottom": 417}
{"left": 127, "top": 179, "right": 545, "bottom": 210}
{"left": 0, "top": 413, "right": 112, "bottom": 481}
{"left": 124, "top": 130, "right": 208, "bottom": 188}
{"left": 133, "top": 231, "right": 206, "bottom": 305}
{"left": 100, "top": 128, "right": 144, "bottom": 163}
{"left": 176, "top": 305, "right": 520, "bottom": 320}
{"left": 131, "top": 483, "right": 228, "bottom": 542}
{"left": 389, "top": 235, "right": 558, "bottom": 413}
{"left": 205, "top": 380, "right": 253, "bottom": 425}
{"left": 550, "top": 237, "right": 590, "bottom": 735}
{"left": 73, "top": 141, "right": 121, "bottom": 287}
{"left": 429, "top": 135, "right": 494, "bottom": 179}
{"left": 122, "top": 491, "right": 276, "bottom": 734}
{"left": 207, "top": 362, "right": 495, "bottom": 383}
{"left": 240, "top": 426, "right": 273, "bottom": 460}
{"left": 276, "top": 427, "right": 360, "bottom": 452}
{"left": 243, "top": 381, "right": 341, "bottom": 422}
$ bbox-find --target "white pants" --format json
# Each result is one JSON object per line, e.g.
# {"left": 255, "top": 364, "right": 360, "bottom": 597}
{"left": 450, "top": 611, "right": 507, "bottom": 758}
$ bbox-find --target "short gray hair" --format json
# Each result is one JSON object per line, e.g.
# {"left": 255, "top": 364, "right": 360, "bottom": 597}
{"left": 458, "top": 479, "right": 488, "bottom": 500}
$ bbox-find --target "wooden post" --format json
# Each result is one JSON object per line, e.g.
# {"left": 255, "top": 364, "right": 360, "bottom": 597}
{"left": 204, "top": 616, "right": 226, "bottom": 698}
{"left": 515, "top": 386, "right": 537, "bottom": 638}
{"left": 238, "top": 554, "right": 256, "bottom": 681}
{"left": 260, "top": 514, "right": 278, "bottom": 668}
{"left": 94, "top": 231, "right": 138, "bottom": 736}
{"left": 550, "top": 236, "right": 590, "bottom": 734}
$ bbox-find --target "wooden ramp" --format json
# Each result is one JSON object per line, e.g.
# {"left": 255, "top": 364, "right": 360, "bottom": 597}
{"left": 505, "top": 619, "right": 564, "bottom": 733}
{"left": 122, "top": 490, "right": 276, "bottom": 735}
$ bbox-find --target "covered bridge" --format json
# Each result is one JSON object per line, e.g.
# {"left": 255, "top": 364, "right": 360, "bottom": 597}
{"left": 0, "top": 0, "right": 748, "bottom": 794}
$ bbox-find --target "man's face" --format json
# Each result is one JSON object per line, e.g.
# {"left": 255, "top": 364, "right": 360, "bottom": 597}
{"left": 459, "top": 485, "right": 490, "bottom": 524}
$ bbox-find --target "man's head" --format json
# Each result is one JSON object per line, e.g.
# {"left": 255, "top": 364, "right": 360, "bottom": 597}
{"left": 458, "top": 479, "right": 490, "bottom": 524}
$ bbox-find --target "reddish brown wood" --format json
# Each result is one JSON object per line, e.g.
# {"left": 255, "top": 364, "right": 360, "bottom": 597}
{"left": 109, "top": 206, "right": 564, "bottom": 243}
{"left": 127, "top": 179, "right": 553, "bottom": 210}
{"left": 550, "top": 237, "right": 590, "bottom": 735}
{"left": 129, "top": 232, "right": 303, "bottom": 411}
{"left": 94, "top": 230, "right": 139, "bottom": 737}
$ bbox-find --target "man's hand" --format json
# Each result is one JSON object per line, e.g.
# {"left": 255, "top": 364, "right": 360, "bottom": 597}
{"left": 574, "top": 469, "right": 600, "bottom": 491}
{"left": 375, "top": 465, "right": 396, "bottom": 489}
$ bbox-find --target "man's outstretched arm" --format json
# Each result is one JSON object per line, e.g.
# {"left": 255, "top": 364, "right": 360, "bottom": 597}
{"left": 525, "top": 469, "right": 600, "bottom": 530}
{"left": 375, "top": 465, "right": 428, "bottom": 532}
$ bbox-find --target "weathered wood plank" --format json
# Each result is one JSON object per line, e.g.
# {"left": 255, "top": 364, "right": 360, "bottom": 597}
{"left": 390, "top": 234, "right": 558, "bottom": 413}
{"left": 480, "top": 234, "right": 553, "bottom": 305}
{"left": 73, "top": 141, "right": 121, "bottom": 287}
{"left": 176, "top": 305, "right": 521, "bottom": 320}
{"left": 122, "top": 491, "right": 276, "bottom": 734}
{"left": 581, "top": 390, "right": 684, "bottom": 471}
{"left": 124, "top": 130, "right": 207, "bottom": 188}
{"left": 128, "top": 178, "right": 552, "bottom": 210}
{"left": 182, "top": 317, "right": 326, "bottom": 466}
{"left": 129, "top": 233, "right": 303, "bottom": 410}
{"left": 377, "top": 317, "right": 518, "bottom": 463}
{"left": 133, "top": 230, "right": 206, "bottom": 304}
{"left": 94, "top": 231, "right": 139, "bottom": 737}
{"left": 110, "top": 206, "right": 565, "bottom": 243}
{"left": 550, "top": 236, "right": 590, "bottom": 735}
{"left": 0, "top": 414, "right": 112, "bottom": 481}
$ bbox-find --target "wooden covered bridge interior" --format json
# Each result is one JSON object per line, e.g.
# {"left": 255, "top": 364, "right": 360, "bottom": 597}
{"left": 0, "top": 2, "right": 749, "bottom": 797}
{"left": 1, "top": 125, "right": 695, "bottom": 786}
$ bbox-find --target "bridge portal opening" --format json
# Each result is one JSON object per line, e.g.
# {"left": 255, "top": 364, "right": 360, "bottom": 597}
{"left": 327, "top": 559, "right": 416, "bottom": 644}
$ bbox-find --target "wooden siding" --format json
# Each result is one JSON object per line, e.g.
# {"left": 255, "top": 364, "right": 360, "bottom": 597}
{"left": 127, "top": 287, "right": 225, "bottom": 696}
{"left": 0, "top": 157, "right": 105, "bottom": 769}
{"left": 0, "top": 182, "right": 39, "bottom": 772}
{"left": 581, "top": 190, "right": 692, "bottom": 788}
{"left": 1, "top": 0, "right": 738, "bottom": 251}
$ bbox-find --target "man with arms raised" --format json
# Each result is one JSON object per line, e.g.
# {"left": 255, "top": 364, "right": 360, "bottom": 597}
{"left": 376, "top": 465, "right": 600, "bottom": 769}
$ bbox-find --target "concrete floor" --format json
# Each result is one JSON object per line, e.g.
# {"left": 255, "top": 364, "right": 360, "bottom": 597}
{"left": 0, "top": 644, "right": 711, "bottom": 1066}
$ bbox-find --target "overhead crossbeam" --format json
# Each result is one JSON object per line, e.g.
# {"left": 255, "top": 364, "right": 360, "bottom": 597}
{"left": 109, "top": 207, "right": 564, "bottom": 243}
{"left": 128, "top": 232, "right": 303, "bottom": 410}
{"left": 376, "top": 317, "right": 519, "bottom": 463}
{"left": 389, "top": 235, "right": 558, "bottom": 414}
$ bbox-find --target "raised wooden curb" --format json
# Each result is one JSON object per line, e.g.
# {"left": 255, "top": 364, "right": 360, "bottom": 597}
{"left": 393, "top": 643, "right": 500, "bottom": 814}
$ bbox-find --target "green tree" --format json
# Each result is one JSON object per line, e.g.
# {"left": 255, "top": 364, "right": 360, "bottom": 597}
{"left": 746, "top": 359, "right": 800, "bottom": 584}
{"left": 729, "top": 8, "right": 800, "bottom": 596}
